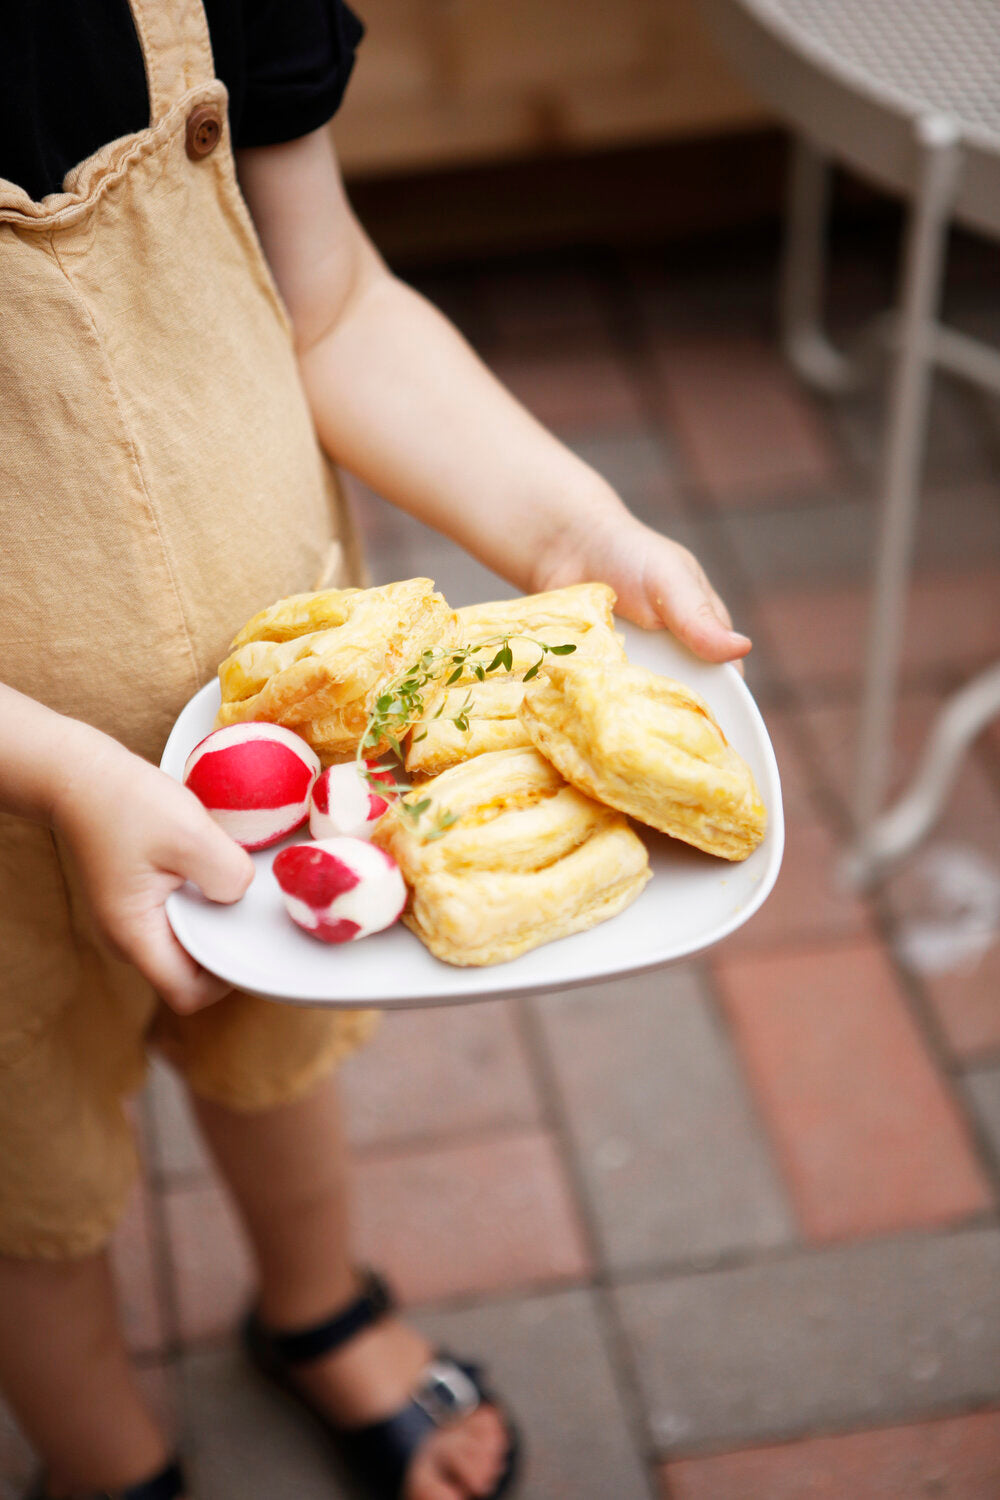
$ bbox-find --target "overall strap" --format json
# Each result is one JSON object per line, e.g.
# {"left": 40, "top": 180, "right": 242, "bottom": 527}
{"left": 128, "top": 0, "right": 218, "bottom": 121}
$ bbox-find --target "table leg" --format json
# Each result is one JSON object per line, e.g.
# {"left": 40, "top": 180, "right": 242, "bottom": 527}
{"left": 849, "top": 114, "right": 962, "bottom": 882}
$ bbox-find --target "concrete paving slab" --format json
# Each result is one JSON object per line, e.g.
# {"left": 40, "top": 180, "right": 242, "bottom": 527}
{"left": 616, "top": 1227, "right": 1000, "bottom": 1454}
{"left": 532, "top": 970, "right": 793, "bottom": 1269}
{"left": 414, "top": 1289, "right": 654, "bottom": 1500}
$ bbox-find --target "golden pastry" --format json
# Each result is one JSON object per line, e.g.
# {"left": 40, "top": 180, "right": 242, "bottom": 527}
{"left": 519, "top": 658, "right": 766, "bottom": 861}
{"left": 373, "top": 747, "right": 651, "bottom": 965}
{"left": 405, "top": 582, "right": 624, "bottom": 777}
{"left": 216, "top": 578, "right": 457, "bottom": 762}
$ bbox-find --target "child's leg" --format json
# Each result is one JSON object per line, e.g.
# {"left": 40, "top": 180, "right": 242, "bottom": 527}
{"left": 0, "top": 1250, "right": 175, "bottom": 1497}
{"left": 192, "top": 1069, "right": 509, "bottom": 1500}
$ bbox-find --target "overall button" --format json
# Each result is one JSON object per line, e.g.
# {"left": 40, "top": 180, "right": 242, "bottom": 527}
{"left": 186, "top": 106, "right": 222, "bottom": 161}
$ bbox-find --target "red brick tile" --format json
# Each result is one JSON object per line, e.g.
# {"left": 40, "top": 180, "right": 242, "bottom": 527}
{"left": 479, "top": 264, "right": 611, "bottom": 354}
{"left": 800, "top": 688, "right": 1000, "bottom": 819}
{"left": 791, "top": 693, "right": 1000, "bottom": 1059}
{"left": 752, "top": 569, "right": 1000, "bottom": 689}
{"left": 663, "top": 1407, "right": 1000, "bottom": 1500}
{"left": 341, "top": 1000, "right": 541, "bottom": 1150}
{"left": 754, "top": 706, "right": 824, "bottom": 822}
{"left": 796, "top": 685, "right": 1000, "bottom": 922}
{"left": 110, "top": 1184, "right": 167, "bottom": 1357}
{"left": 716, "top": 813, "right": 875, "bottom": 956}
{"left": 923, "top": 946, "right": 1000, "bottom": 1061}
{"left": 162, "top": 1181, "right": 254, "bottom": 1344}
{"left": 653, "top": 336, "right": 838, "bottom": 503}
{"left": 714, "top": 940, "right": 993, "bottom": 1241}
{"left": 352, "top": 1131, "right": 590, "bottom": 1304}
{"left": 487, "top": 349, "right": 644, "bottom": 434}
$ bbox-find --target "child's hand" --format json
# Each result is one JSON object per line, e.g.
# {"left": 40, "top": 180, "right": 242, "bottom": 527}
{"left": 537, "top": 511, "right": 751, "bottom": 664}
{"left": 50, "top": 731, "right": 254, "bottom": 1013}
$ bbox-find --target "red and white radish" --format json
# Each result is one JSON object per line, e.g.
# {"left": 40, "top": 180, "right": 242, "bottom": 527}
{"left": 272, "top": 837, "right": 406, "bottom": 944}
{"left": 184, "top": 723, "right": 320, "bottom": 851}
{"left": 309, "top": 761, "right": 397, "bottom": 842}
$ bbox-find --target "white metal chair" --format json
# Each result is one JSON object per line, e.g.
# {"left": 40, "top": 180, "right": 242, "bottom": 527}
{"left": 701, "top": 0, "right": 1000, "bottom": 884}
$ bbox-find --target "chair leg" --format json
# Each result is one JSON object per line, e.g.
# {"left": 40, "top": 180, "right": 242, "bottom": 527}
{"left": 849, "top": 114, "right": 962, "bottom": 884}
{"left": 780, "top": 135, "right": 858, "bottom": 392}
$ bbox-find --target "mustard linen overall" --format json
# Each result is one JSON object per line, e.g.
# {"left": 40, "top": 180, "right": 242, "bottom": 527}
{"left": 0, "top": 0, "right": 375, "bottom": 1258}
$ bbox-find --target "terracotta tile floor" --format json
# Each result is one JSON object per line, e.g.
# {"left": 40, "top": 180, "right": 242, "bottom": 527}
{"left": 4, "top": 235, "right": 1000, "bottom": 1500}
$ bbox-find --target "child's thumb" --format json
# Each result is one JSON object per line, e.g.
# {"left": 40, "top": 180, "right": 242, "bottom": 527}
{"left": 178, "top": 817, "right": 255, "bottom": 904}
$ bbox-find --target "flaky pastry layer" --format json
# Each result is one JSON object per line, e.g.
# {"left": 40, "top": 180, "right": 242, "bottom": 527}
{"left": 405, "top": 582, "right": 625, "bottom": 777}
{"left": 373, "top": 747, "right": 650, "bottom": 965}
{"left": 215, "top": 578, "right": 457, "bottom": 762}
{"left": 519, "top": 659, "right": 766, "bottom": 861}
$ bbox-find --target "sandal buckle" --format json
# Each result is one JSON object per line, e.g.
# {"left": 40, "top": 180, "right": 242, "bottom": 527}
{"left": 413, "top": 1359, "right": 481, "bottom": 1426}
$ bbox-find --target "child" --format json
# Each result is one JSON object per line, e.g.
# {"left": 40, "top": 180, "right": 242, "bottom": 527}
{"left": 0, "top": 4, "right": 750, "bottom": 1499}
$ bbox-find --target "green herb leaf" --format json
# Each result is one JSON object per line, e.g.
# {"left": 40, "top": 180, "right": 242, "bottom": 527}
{"left": 522, "top": 661, "right": 541, "bottom": 681}
{"left": 548, "top": 643, "right": 577, "bottom": 655}
{"left": 445, "top": 667, "right": 464, "bottom": 685}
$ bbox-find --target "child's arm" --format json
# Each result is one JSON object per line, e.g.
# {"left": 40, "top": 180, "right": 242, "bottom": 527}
{"left": 237, "top": 130, "right": 751, "bottom": 664}
{"left": 0, "top": 683, "right": 252, "bottom": 1012}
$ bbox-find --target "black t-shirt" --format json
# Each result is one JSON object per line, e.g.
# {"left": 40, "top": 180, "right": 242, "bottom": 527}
{"left": 1, "top": 0, "right": 363, "bottom": 201}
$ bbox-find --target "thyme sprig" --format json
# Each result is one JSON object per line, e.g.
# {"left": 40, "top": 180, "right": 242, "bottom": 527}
{"left": 355, "top": 634, "right": 577, "bottom": 841}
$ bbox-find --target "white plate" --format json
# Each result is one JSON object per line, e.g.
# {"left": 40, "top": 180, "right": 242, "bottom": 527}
{"left": 161, "top": 624, "right": 783, "bottom": 1007}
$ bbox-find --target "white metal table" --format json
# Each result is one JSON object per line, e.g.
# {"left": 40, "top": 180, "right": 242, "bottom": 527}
{"left": 701, "top": 0, "right": 1000, "bottom": 883}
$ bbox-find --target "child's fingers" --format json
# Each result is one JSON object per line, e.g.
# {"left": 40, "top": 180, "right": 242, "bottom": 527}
{"left": 126, "top": 915, "right": 232, "bottom": 1013}
{"left": 172, "top": 815, "right": 255, "bottom": 904}
{"left": 651, "top": 559, "right": 751, "bottom": 664}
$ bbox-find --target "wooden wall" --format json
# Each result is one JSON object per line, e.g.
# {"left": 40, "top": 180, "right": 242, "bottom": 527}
{"left": 334, "top": 0, "right": 765, "bottom": 178}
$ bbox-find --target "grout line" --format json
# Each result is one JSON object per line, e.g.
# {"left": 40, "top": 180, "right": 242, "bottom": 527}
{"left": 696, "top": 959, "right": 802, "bottom": 1246}
{"left": 607, "top": 1211, "right": 1000, "bottom": 1292}
{"left": 658, "top": 1394, "right": 1000, "bottom": 1469}
{"left": 513, "top": 993, "right": 663, "bottom": 1500}
{"left": 871, "top": 891, "right": 1000, "bottom": 1206}
{"left": 136, "top": 1083, "right": 189, "bottom": 1416}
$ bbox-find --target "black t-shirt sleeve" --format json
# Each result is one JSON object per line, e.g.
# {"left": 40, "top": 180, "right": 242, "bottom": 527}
{"left": 233, "top": 0, "right": 364, "bottom": 148}
{"left": 0, "top": 1, "right": 364, "bottom": 200}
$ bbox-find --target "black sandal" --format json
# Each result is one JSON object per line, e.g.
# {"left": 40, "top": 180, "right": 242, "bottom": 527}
{"left": 243, "top": 1269, "right": 520, "bottom": 1500}
{"left": 25, "top": 1458, "right": 186, "bottom": 1500}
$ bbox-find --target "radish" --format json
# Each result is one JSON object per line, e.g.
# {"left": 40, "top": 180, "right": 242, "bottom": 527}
{"left": 309, "top": 761, "right": 397, "bottom": 841}
{"left": 273, "top": 838, "right": 406, "bottom": 944}
{"left": 184, "top": 723, "right": 320, "bottom": 851}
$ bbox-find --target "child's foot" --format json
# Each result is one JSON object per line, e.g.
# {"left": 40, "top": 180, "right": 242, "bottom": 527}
{"left": 281, "top": 1312, "right": 509, "bottom": 1500}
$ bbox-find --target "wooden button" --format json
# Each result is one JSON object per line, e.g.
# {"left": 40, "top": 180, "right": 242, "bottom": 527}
{"left": 186, "top": 107, "right": 222, "bottom": 161}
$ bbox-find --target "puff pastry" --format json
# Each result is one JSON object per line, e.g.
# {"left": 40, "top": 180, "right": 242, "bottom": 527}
{"left": 373, "top": 747, "right": 651, "bottom": 965}
{"left": 216, "top": 578, "right": 457, "bottom": 763}
{"left": 519, "top": 659, "right": 766, "bottom": 861}
{"left": 405, "top": 582, "right": 625, "bottom": 777}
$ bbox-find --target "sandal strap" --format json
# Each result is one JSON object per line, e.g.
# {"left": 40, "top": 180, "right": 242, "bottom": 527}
{"left": 339, "top": 1354, "right": 488, "bottom": 1498}
{"left": 107, "top": 1461, "right": 186, "bottom": 1500}
{"left": 242, "top": 1273, "right": 520, "bottom": 1500}
{"left": 26, "top": 1458, "right": 185, "bottom": 1500}
{"left": 251, "top": 1268, "right": 395, "bottom": 1366}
